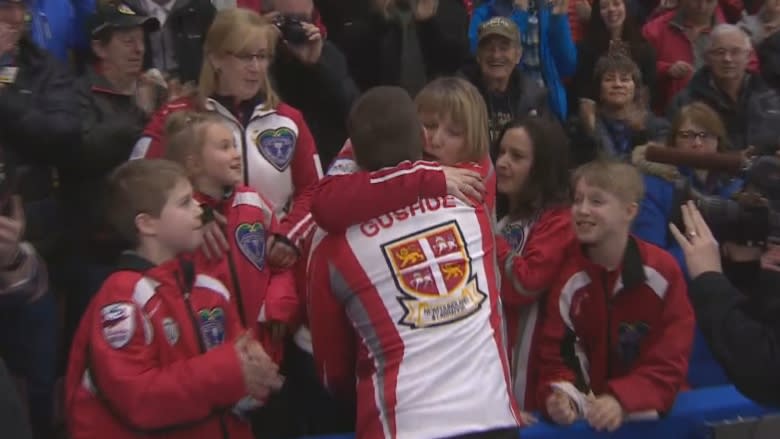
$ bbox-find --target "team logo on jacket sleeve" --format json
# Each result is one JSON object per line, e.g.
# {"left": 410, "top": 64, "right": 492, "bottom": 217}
{"left": 101, "top": 302, "right": 136, "bottom": 349}
{"left": 235, "top": 222, "right": 266, "bottom": 270}
{"left": 257, "top": 127, "right": 296, "bottom": 171}
{"left": 198, "top": 307, "right": 226, "bottom": 350}
{"left": 617, "top": 322, "right": 650, "bottom": 367}
{"left": 382, "top": 221, "right": 487, "bottom": 329}
{"left": 162, "top": 317, "right": 180, "bottom": 346}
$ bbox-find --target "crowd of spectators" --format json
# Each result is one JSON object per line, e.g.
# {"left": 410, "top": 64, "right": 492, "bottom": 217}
{"left": 1, "top": 0, "right": 780, "bottom": 438}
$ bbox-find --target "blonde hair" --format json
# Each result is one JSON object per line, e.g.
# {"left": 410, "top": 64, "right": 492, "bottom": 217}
{"left": 415, "top": 77, "right": 489, "bottom": 162}
{"left": 163, "top": 111, "right": 228, "bottom": 171}
{"left": 199, "top": 8, "right": 280, "bottom": 110}
{"left": 572, "top": 160, "right": 645, "bottom": 204}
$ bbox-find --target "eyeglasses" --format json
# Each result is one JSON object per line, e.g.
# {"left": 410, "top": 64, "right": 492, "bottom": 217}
{"left": 677, "top": 130, "right": 717, "bottom": 142}
{"left": 227, "top": 51, "right": 270, "bottom": 64}
{"left": 708, "top": 48, "right": 750, "bottom": 59}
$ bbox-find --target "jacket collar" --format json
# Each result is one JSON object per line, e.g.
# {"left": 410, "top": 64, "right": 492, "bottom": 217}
{"left": 87, "top": 65, "right": 135, "bottom": 96}
{"left": 578, "top": 235, "right": 646, "bottom": 295}
{"left": 116, "top": 251, "right": 196, "bottom": 289}
{"left": 206, "top": 94, "right": 275, "bottom": 127}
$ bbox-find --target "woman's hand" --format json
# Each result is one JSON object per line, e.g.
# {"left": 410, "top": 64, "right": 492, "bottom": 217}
{"left": 442, "top": 167, "right": 485, "bottom": 205}
{"left": 669, "top": 201, "right": 723, "bottom": 279}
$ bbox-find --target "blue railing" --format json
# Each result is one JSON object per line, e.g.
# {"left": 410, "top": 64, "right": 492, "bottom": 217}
{"left": 301, "top": 386, "right": 776, "bottom": 439}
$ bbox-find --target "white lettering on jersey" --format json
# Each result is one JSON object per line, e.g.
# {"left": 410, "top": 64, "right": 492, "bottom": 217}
{"left": 360, "top": 196, "right": 458, "bottom": 237}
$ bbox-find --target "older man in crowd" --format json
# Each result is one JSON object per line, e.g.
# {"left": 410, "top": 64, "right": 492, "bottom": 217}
{"left": 668, "top": 24, "right": 780, "bottom": 152}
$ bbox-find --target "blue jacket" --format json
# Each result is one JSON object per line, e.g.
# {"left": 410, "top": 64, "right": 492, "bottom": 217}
{"left": 631, "top": 153, "right": 743, "bottom": 271}
{"left": 27, "top": 0, "right": 95, "bottom": 64}
{"left": 631, "top": 147, "right": 742, "bottom": 388}
{"left": 468, "top": 0, "right": 576, "bottom": 119}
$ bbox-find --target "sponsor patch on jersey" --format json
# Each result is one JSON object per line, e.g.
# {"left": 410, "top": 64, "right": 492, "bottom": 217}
{"left": 256, "top": 127, "right": 296, "bottom": 171}
{"left": 198, "top": 307, "right": 226, "bottom": 350}
{"left": 101, "top": 302, "right": 136, "bottom": 349}
{"left": 382, "top": 221, "right": 487, "bottom": 329}
{"left": 162, "top": 317, "right": 180, "bottom": 346}
{"left": 326, "top": 157, "right": 358, "bottom": 176}
{"left": 618, "top": 321, "right": 650, "bottom": 367}
{"left": 235, "top": 222, "right": 266, "bottom": 271}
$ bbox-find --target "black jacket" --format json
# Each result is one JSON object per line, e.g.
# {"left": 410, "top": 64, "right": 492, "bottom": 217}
{"left": 60, "top": 68, "right": 152, "bottom": 259}
{"left": 690, "top": 270, "right": 780, "bottom": 406}
{"left": 667, "top": 67, "right": 780, "bottom": 152}
{"left": 459, "top": 62, "right": 549, "bottom": 158}
{"left": 0, "top": 359, "right": 32, "bottom": 439}
{"left": 333, "top": 0, "right": 470, "bottom": 92}
{"left": 758, "top": 31, "right": 780, "bottom": 92}
{"left": 125, "top": 0, "right": 215, "bottom": 83}
{"left": 271, "top": 41, "right": 360, "bottom": 169}
{"left": 0, "top": 37, "right": 79, "bottom": 257}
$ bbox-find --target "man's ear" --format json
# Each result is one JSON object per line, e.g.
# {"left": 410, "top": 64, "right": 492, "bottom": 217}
{"left": 135, "top": 212, "right": 157, "bottom": 238}
{"left": 626, "top": 201, "right": 639, "bottom": 223}
{"left": 91, "top": 39, "right": 107, "bottom": 61}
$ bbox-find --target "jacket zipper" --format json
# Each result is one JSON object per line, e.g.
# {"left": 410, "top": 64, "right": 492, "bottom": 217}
{"left": 602, "top": 272, "right": 613, "bottom": 380}
{"left": 226, "top": 249, "right": 247, "bottom": 327}
{"left": 178, "top": 271, "right": 231, "bottom": 439}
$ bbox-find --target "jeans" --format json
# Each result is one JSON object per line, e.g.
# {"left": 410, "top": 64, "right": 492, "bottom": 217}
{"left": 0, "top": 292, "right": 58, "bottom": 439}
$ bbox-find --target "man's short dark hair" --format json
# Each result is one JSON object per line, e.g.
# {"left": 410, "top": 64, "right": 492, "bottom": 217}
{"left": 348, "top": 86, "right": 423, "bottom": 171}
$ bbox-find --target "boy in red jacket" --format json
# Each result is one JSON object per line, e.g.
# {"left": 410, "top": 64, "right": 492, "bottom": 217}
{"left": 65, "top": 159, "right": 284, "bottom": 439}
{"left": 164, "top": 111, "right": 300, "bottom": 364}
{"left": 537, "top": 161, "right": 694, "bottom": 432}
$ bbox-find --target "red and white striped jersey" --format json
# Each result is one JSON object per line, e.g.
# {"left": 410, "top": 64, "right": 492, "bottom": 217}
{"left": 309, "top": 194, "right": 520, "bottom": 439}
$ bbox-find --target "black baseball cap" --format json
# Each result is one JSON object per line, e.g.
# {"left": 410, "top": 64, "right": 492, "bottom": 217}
{"left": 87, "top": 2, "right": 159, "bottom": 38}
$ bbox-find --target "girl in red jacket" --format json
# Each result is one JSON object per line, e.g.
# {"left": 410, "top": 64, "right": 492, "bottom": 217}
{"left": 163, "top": 111, "right": 300, "bottom": 366}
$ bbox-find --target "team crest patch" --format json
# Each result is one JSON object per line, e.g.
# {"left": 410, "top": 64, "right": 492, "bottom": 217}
{"left": 256, "top": 127, "right": 296, "bottom": 171}
{"left": 618, "top": 322, "right": 650, "bottom": 367}
{"left": 501, "top": 222, "right": 527, "bottom": 253}
{"left": 235, "top": 222, "right": 266, "bottom": 270}
{"left": 198, "top": 307, "right": 226, "bottom": 350}
{"left": 382, "top": 221, "right": 487, "bottom": 329}
{"left": 101, "top": 303, "right": 136, "bottom": 349}
{"left": 162, "top": 317, "right": 180, "bottom": 346}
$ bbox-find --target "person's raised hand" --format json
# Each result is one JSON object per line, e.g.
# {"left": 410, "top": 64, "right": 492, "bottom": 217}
{"left": 669, "top": 201, "right": 723, "bottom": 278}
{"left": 415, "top": 0, "right": 439, "bottom": 21}
{"left": 0, "top": 196, "right": 24, "bottom": 268}
{"left": 668, "top": 61, "right": 693, "bottom": 79}
{"left": 201, "top": 210, "right": 230, "bottom": 260}
{"left": 575, "top": 0, "right": 592, "bottom": 21}
{"left": 761, "top": 244, "right": 780, "bottom": 272}
{"left": 585, "top": 394, "right": 624, "bottom": 432}
{"left": 546, "top": 390, "right": 578, "bottom": 425}
{"left": 442, "top": 167, "right": 485, "bottom": 205}
{"left": 285, "top": 22, "right": 324, "bottom": 65}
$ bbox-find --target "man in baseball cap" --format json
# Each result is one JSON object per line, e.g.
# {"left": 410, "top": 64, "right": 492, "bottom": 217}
{"left": 477, "top": 16, "right": 521, "bottom": 46}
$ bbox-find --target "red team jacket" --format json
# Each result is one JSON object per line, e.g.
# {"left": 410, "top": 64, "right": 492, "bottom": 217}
{"left": 494, "top": 206, "right": 576, "bottom": 411}
{"left": 536, "top": 236, "right": 694, "bottom": 416}
{"left": 65, "top": 254, "right": 253, "bottom": 439}
{"left": 194, "top": 185, "right": 300, "bottom": 363}
{"left": 311, "top": 141, "right": 496, "bottom": 233}
{"left": 130, "top": 97, "right": 321, "bottom": 247}
{"left": 309, "top": 193, "right": 520, "bottom": 439}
